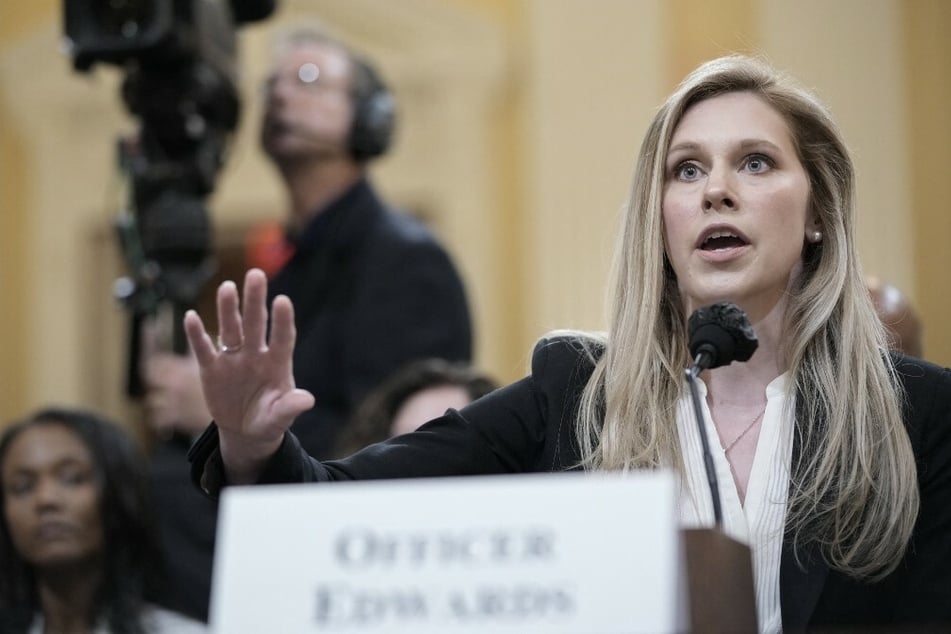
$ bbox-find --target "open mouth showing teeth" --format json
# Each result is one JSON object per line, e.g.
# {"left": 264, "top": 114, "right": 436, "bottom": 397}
{"left": 701, "top": 231, "right": 748, "bottom": 250}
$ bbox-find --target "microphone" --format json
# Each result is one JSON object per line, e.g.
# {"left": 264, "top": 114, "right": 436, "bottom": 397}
{"left": 684, "top": 302, "right": 758, "bottom": 528}
{"left": 688, "top": 302, "right": 758, "bottom": 372}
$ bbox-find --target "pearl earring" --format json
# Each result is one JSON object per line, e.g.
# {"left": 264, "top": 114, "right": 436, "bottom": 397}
{"left": 812, "top": 230, "right": 823, "bottom": 243}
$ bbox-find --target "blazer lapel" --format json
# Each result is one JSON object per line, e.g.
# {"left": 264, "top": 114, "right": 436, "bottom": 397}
{"left": 781, "top": 390, "right": 830, "bottom": 631}
{"left": 780, "top": 541, "right": 829, "bottom": 631}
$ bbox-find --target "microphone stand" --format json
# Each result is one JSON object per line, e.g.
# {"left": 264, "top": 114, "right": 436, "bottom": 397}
{"left": 685, "top": 359, "right": 723, "bottom": 529}
{"left": 679, "top": 303, "right": 759, "bottom": 630}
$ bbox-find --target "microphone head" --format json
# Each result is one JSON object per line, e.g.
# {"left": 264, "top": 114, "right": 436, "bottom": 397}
{"left": 687, "top": 302, "right": 758, "bottom": 370}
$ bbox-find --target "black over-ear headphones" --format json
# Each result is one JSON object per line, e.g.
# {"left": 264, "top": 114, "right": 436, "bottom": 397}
{"left": 348, "top": 56, "right": 396, "bottom": 161}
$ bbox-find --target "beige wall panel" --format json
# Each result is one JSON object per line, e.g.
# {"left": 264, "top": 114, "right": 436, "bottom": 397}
{"left": 760, "top": 0, "right": 913, "bottom": 296}
{"left": 0, "top": 22, "right": 131, "bottom": 416}
{"left": 666, "top": 0, "right": 759, "bottom": 84}
{"left": 903, "top": 0, "right": 951, "bottom": 365}
{"left": 522, "top": 0, "right": 665, "bottom": 340}
{"left": 0, "top": 84, "right": 31, "bottom": 421}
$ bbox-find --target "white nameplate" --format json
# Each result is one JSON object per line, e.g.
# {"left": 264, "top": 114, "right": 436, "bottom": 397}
{"left": 211, "top": 471, "right": 685, "bottom": 633}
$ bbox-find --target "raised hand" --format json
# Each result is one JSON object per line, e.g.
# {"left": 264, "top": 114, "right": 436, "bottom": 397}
{"left": 183, "top": 268, "right": 315, "bottom": 484}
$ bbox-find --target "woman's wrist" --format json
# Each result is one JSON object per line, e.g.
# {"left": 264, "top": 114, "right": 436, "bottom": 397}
{"left": 218, "top": 429, "right": 285, "bottom": 485}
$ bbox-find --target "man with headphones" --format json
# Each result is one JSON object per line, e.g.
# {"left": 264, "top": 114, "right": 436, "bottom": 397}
{"left": 253, "top": 23, "right": 472, "bottom": 457}
{"left": 141, "top": 22, "right": 472, "bottom": 622}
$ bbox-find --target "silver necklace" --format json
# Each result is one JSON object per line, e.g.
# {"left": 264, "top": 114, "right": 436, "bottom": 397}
{"left": 723, "top": 407, "right": 766, "bottom": 454}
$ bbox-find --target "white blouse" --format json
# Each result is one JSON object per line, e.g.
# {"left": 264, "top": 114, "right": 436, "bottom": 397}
{"left": 676, "top": 372, "right": 795, "bottom": 634}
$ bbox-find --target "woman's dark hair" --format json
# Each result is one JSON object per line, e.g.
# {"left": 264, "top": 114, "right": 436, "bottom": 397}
{"left": 0, "top": 407, "right": 163, "bottom": 634}
{"left": 335, "top": 359, "right": 497, "bottom": 457}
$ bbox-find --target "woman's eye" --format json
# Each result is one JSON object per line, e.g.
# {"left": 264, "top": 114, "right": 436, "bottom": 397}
{"left": 744, "top": 154, "right": 772, "bottom": 173}
{"left": 674, "top": 162, "right": 701, "bottom": 180}
{"left": 6, "top": 477, "right": 34, "bottom": 497}
{"left": 59, "top": 468, "right": 90, "bottom": 487}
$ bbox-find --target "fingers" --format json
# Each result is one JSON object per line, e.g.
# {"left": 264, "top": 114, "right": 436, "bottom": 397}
{"left": 185, "top": 270, "right": 275, "bottom": 364}
{"left": 269, "top": 295, "right": 297, "bottom": 358}
{"left": 216, "top": 280, "right": 243, "bottom": 351}
{"left": 184, "top": 268, "right": 299, "bottom": 375}
{"left": 242, "top": 269, "right": 269, "bottom": 353}
{"left": 184, "top": 310, "right": 216, "bottom": 366}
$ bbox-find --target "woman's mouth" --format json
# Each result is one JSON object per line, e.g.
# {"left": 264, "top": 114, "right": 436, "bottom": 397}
{"left": 35, "top": 521, "right": 76, "bottom": 540}
{"left": 699, "top": 230, "right": 749, "bottom": 251}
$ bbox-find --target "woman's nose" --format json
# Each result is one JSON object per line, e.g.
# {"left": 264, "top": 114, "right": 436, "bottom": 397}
{"left": 702, "top": 166, "right": 737, "bottom": 212}
{"left": 32, "top": 477, "right": 64, "bottom": 509}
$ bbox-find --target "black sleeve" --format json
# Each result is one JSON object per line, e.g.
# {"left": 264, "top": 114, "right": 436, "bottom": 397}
{"left": 188, "top": 424, "right": 329, "bottom": 498}
{"left": 188, "top": 377, "right": 544, "bottom": 499}
{"left": 189, "top": 335, "right": 595, "bottom": 498}
{"left": 321, "top": 334, "right": 595, "bottom": 479}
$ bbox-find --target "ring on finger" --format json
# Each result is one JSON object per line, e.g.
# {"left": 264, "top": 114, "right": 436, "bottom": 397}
{"left": 217, "top": 335, "right": 245, "bottom": 354}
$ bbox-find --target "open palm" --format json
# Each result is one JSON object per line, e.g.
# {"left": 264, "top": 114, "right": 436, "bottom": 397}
{"left": 183, "top": 269, "right": 315, "bottom": 483}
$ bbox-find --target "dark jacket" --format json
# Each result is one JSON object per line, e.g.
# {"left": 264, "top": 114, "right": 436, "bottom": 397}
{"left": 190, "top": 336, "right": 951, "bottom": 631}
{"left": 270, "top": 178, "right": 473, "bottom": 459}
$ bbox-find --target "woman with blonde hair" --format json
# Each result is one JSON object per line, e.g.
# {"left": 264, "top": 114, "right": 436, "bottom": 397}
{"left": 184, "top": 55, "right": 951, "bottom": 632}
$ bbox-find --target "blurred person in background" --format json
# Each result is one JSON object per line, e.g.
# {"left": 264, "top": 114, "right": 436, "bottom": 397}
{"left": 335, "top": 358, "right": 497, "bottom": 457}
{"left": 0, "top": 407, "right": 205, "bottom": 634}
{"left": 866, "top": 275, "right": 924, "bottom": 358}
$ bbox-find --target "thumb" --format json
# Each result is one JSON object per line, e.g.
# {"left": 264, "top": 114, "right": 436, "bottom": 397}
{"left": 273, "top": 389, "right": 316, "bottom": 423}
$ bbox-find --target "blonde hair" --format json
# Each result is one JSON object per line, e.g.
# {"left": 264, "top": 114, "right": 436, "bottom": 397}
{"left": 574, "top": 55, "right": 918, "bottom": 579}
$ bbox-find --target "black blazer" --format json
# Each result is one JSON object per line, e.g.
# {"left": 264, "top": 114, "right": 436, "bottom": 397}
{"left": 268, "top": 179, "right": 473, "bottom": 459}
{"left": 191, "top": 336, "right": 951, "bottom": 630}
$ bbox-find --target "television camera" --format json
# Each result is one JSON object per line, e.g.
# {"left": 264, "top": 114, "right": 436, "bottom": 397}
{"left": 63, "top": 0, "right": 276, "bottom": 393}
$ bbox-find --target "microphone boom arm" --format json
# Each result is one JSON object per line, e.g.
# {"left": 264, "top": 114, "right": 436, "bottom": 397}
{"left": 686, "top": 363, "right": 724, "bottom": 528}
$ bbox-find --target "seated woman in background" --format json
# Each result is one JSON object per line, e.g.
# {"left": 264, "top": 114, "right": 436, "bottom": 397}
{"left": 0, "top": 407, "right": 206, "bottom": 634}
{"left": 335, "top": 358, "right": 498, "bottom": 456}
